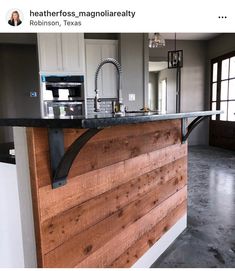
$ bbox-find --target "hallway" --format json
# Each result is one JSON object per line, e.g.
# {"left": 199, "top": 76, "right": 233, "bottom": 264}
{"left": 152, "top": 146, "right": 235, "bottom": 268}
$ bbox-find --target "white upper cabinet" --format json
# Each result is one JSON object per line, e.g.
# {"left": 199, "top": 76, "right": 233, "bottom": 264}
{"left": 61, "top": 33, "right": 85, "bottom": 73}
{"left": 85, "top": 39, "right": 118, "bottom": 98}
{"left": 101, "top": 44, "right": 119, "bottom": 98}
{"left": 37, "top": 33, "right": 85, "bottom": 74}
{"left": 85, "top": 41, "right": 103, "bottom": 98}
{"left": 37, "top": 33, "right": 62, "bottom": 72}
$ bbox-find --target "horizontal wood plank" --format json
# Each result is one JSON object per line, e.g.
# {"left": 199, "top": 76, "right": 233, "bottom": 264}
{"left": 41, "top": 158, "right": 187, "bottom": 253}
{"left": 26, "top": 120, "right": 188, "bottom": 268}
{"left": 33, "top": 120, "right": 180, "bottom": 154}
{"left": 39, "top": 143, "right": 187, "bottom": 222}
{"left": 68, "top": 126, "right": 180, "bottom": 178}
{"left": 32, "top": 120, "right": 181, "bottom": 187}
{"left": 109, "top": 200, "right": 187, "bottom": 267}
{"left": 75, "top": 186, "right": 187, "bottom": 268}
{"left": 44, "top": 185, "right": 187, "bottom": 267}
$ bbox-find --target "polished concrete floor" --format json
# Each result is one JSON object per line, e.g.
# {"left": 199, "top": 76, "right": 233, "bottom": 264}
{"left": 152, "top": 146, "right": 235, "bottom": 268}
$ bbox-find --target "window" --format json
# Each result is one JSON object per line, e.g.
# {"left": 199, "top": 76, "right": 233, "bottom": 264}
{"left": 211, "top": 52, "right": 235, "bottom": 121}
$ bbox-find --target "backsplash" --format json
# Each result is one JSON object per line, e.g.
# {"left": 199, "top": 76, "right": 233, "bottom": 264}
{"left": 86, "top": 98, "right": 113, "bottom": 114}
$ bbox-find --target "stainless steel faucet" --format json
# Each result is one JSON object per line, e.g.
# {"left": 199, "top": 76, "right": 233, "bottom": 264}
{"left": 94, "top": 58, "right": 124, "bottom": 115}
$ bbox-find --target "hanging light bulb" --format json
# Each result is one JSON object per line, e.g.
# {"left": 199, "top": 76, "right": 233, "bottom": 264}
{"left": 148, "top": 33, "right": 165, "bottom": 48}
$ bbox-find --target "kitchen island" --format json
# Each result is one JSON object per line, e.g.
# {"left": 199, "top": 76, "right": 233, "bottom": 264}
{"left": 0, "top": 110, "right": 221, "bottom": 267}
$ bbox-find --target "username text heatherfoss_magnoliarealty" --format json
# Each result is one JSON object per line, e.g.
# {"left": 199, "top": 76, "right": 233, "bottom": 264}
{"left": 29, "top": 9, "right": 136, "bottom": 27}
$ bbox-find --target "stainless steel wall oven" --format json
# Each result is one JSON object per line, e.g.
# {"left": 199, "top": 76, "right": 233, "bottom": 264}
{"left": 41, "top": 75, "right": 85, "bottom": 117}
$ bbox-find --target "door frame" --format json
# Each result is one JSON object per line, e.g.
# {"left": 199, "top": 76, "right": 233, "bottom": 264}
{"left": 209, "top": 51, "right": 235, "bottom": 150}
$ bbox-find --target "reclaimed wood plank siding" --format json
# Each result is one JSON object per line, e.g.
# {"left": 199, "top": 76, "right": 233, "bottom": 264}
{"left": 26, "top": 119, "right": 187, "bottom": 267}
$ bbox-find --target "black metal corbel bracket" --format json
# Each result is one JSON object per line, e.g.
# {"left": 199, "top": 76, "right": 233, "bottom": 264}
{"left": 181, "top": 115, "right": 210, "bottom": 144}
{"left": 48, "top": 128, "right": 102, "bottom": 189}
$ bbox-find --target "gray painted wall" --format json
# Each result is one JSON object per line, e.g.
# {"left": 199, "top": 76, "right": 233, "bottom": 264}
{"left": 150, "top": 39, "right": 207, "bottom": 145}
{"left": 0, "top": 43, "right": 40, "bottom": 143}
{"left": 207, "top": 34, "right": 235, "bottom": 60}
{"left": 206, "top": 33, "right": 235, "bottom": 109}
{"left": 119, "top": 33, "right": 147, "bottom": 111}
{"left": 180, "top": 40, "right": 207, "bottom": 145}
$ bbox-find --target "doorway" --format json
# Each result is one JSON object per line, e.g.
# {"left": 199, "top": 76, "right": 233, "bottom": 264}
{"left": 210, "top": 51, "right": 235, "bottom": 150}
{"left": 148, "top": 61, "right": 176, "bottom": 113}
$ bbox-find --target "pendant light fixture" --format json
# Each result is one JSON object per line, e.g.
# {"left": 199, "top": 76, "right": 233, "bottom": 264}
{"left": 167, "top": 33, "right": 183, "bottom": 113}
{"left": 168, "top": 33, "right": 183, "bottom": 68}
{"left": 148, "top": 33, "right": 165, "bottom": 48}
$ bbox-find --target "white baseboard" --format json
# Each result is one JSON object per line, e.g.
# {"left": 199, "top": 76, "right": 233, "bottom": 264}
{"left": 132, "top": 214, "right": 187, "bottom": 268}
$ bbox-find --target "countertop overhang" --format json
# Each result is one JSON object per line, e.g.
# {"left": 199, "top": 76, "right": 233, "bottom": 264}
{"left": 0, "top": 110, "right": 222, "bottom": 129}
{"left": 3, "top": 110, "right": 222, "bottom": 188}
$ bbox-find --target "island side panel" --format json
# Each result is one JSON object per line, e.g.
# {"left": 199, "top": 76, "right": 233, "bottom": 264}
{"left": 26, "top": 119, "right": 187, "bottom": 268}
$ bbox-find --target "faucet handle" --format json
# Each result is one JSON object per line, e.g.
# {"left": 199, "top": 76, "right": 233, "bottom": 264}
{"left": 94, "top": 92, "right": 101, "bottom": 112}
{"left": 112, "top": 100, "right": 116, "bottom": 114}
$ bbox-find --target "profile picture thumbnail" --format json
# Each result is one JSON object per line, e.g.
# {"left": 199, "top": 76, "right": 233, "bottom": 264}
{"left": 8, "top": 10, "right": 22, "bottom": 26}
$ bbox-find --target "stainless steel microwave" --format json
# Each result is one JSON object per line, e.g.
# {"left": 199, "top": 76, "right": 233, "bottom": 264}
{"left": 40, "top": 75, "right": 85, "bottom": 117}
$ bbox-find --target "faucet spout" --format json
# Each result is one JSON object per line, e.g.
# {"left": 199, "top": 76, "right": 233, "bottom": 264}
{"left": 94, "top": 58, "right": 124, "bottom": 114}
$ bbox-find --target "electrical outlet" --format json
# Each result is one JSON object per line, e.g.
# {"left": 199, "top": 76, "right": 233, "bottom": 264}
{"left": 129, "top": 94, "right": 135, "bottom": 101}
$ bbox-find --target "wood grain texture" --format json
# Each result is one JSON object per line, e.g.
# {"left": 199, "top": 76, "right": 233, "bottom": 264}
{"left": 31, "top": 120, "right": 181, "bottom": 187}
{"left": 43, "top": 172, "right": 186, "bottom": 267}
{"left": 26, "top": 119, "right": 188, "bottom": 268}
{"left": 75, "top": 186, "right": 187, "bottom": 268}
{"left": 109, "top": 200, "right": 187, "bottom": 267}
{"left": 41, "top": 157, "right": 187, "bottom": 253}
{"left": 39, "top": 143, "right": 187, "bottom": 222}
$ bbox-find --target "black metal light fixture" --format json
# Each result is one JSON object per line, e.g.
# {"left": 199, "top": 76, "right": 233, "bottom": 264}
{"left": 168, "top": 50, "right": 183, "bottom": 68}
{"left": 168, "top": 33, "right": 183, "bottom": 69}
{"left": 167, "top": 33, "right": 183, "bottom": 113}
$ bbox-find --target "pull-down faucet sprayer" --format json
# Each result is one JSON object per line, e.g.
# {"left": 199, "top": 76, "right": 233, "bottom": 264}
{"left": 94, "top": 58, "right": 124, "bottom": 115}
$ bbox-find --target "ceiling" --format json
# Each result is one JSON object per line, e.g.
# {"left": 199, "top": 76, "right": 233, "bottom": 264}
{"left": 148, "top": 33, "right": 219, "bottom": 40}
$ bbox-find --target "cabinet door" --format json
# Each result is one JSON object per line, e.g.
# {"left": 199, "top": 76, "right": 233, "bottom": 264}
{"left": 85, "top": 42, "right": 103, "bottom": 98}
{"left": 101, "top": 42, "right": 118, "bottom": 98}
{"left": 85, "top": 40, "right": 118, "bottom": 98}
{"left": 61, "top": 33, "right": 85, "bottom": 74}
{"left": 37, "top": 33, "right": 62, "bottom": 72}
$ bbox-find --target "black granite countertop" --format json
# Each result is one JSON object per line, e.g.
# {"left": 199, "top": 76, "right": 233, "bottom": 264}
{"left": 0, "top": 110, "right": 222, "bottom": 129}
